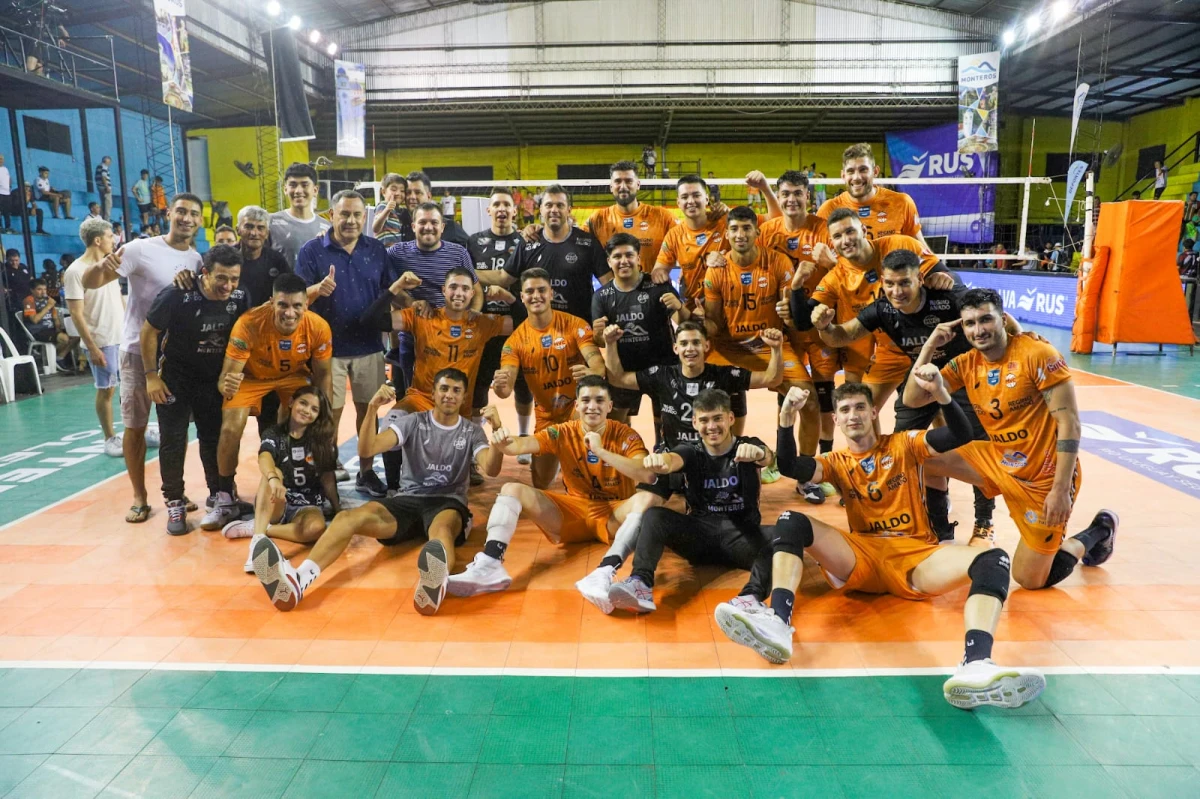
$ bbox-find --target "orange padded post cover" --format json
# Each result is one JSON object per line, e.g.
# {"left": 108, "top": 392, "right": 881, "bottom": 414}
{"left": 1070, "top": 245, "right": 1109, "bottom": 353}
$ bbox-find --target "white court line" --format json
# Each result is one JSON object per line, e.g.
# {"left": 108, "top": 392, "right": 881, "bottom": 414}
{"left": 2, "top": 660, "right": 1199, "bottom": 678}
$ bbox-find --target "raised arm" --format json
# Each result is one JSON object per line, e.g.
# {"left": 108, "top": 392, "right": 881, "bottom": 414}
{"left": 902, "top": 319, "right": 962, "bottom": 408}
{"left": 600, "top": 324, "right": 639, "bottom": 390}
{"left": 819, "top": 316, "right": 870, "bottom": 349}
{"left": 749, "top": 328, "right": 784, "bottom": 389}
{"left": 358, "top": 383, "right": 400, "bottom": 459}
{"left": 775, "top": 387, "right": 823, "bottom": 483}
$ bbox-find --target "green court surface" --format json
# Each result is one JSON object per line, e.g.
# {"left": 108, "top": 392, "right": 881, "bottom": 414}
{"left": 0, "top": 667, "right": 1198, "bottom": 798}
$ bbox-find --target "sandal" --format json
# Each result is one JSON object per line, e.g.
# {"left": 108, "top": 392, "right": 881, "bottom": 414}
{"left": 125, "top": 505, "right": 151, "bottom": 523}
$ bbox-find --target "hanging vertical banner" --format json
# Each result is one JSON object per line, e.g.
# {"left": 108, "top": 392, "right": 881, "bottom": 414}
{"left": 335, "top": 60, "right": 366, "bottom": 159}
{"left": 1069, "top": 82, "right": 1090, "bottom": 157}
{"left": 153, "top": 0, "right": 193, "bottom": 113}
{"left": 957, "top": 51, "right": 1000, "bottom": 155}
{"left": 1064, "top": 160, "right": 1089, "bottom": 224}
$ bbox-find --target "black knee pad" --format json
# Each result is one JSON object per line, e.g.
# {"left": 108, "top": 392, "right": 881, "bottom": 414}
{"left": 772, "top": 510, "right": 814, "bottom": 556}
{"left": 815, "top": 381, "right": 834, "bottom": 414}
{"left": 967, "top": 548, "right": 1011, "bottom": 603}
{"left": 1044, "top": 549, "right": 1079, "bottom": 588}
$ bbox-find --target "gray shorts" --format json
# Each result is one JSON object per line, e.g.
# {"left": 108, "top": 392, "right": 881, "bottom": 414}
{"left": 118, "top": 350, "right": 151, "bottom": 429}
{"left": 331, "top": 352, "right": 387, "bottom": 409}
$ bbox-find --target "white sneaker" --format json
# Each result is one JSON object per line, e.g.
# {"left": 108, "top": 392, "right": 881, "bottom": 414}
{"left": 576, "top": 565, "right": 617, "bottom": 615}
{"left": 251, "top": 535, "right": 304, "bottom": 611}
{"left": 943, "top": 659, "right": 1046, "bottom": 710}
{"left": 414, "top": 540, "right": 450, "bottom": 615}
{"left": 222, "top": 519, "right": 256, "bottom": 540}
{"left": 516, "top": 453, "right": 532, "bottom": 466}
{"left": 243, "top": 542, "right": 255, "bottom": 574}
{"left": 446, "top": 552, "right": 512, "bottom": 597}
{"left": 145, "top": 423, "right": 160, "bottom": 448}
{"left": 607, "top": 576, "right": 656, "bottom": 614}
{"left": 200, "top": 492, "right": 239, "bottom": 531}
{"left": 103, "top": 435, "right": 123, "bottom": 458}
{"left": 714, "top": 600, "right": 794, "bottom": 664}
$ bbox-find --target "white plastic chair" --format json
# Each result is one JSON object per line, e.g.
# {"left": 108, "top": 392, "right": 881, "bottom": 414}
{"left": 14, "top": 318, "right": 57, "bottom": 376}
{"left": 0, "top": 326, "right": 42, "bottom": 403}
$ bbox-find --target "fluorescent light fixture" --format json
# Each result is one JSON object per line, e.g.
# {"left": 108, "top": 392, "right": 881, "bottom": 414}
{"left": 1002, "top": 28, "right": 1016, "bottom": 46}
{"left": 326, "top": 42, "right": 338, "bottom": 56}
{"left": 308, "top": 29, "right": 321, "bottom": 44}
{"left": 1052, "top": 0, "right": 1071, "bottom": 20}
{"left": 266, "top": 0, "right": 281, "bottom": 16}
{"left": 1026, "top": 13, "right": 1041, "bottom": 34}
{"left": 287, "top": 15, "right": 302, "bottom": 30}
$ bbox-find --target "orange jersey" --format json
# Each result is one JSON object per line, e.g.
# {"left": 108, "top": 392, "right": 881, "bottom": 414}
{"left": 535, "top": 419, "right": 648, "bottom": 501}
{"left": 703, "top": 248, "right": 793, "bottom": 343}
{"left": 656, "top": 218, "right": 730, "bottom": 303}
{"left": 818, "top": 185, "right": 922, "bottom": 240}
{"left": 587, "top": 203, "right": 677, "bottom": 271}
{"left": 816, "top": 430, "right": 936, "bottom": 542}
{"left": 400, "top": 308, "right": 506, "bottom": 410}
{"left": 226, "top": 304, "right": 332, "bottom": 380}
{"left": 941, "top": 334, "right": 1072, "bottom": 483}
{"left": 759, "top": 214, "right": 832, "bottom": 294}
{"left": 500, "top": 310, "right": 593, "bottom": 424}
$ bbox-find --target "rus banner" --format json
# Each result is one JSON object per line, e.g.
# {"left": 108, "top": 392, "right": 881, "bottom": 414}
{"left": 886, "top": 122, "right": 998, "bottom": 243}
{"left": 957, "top": 50, "right": 999, "bottom": 154}
{"left": 335, "top": 60, "right": 366, "bottom": 159}
{"left": 153, "top": 0, "right": 193, "bottom": 113}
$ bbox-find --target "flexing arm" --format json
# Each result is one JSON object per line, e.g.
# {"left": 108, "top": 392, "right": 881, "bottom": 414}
{"left": 358, "top": 384, "right": 399, "bottom": 459}
{"left": 750, "top": 327, "right": 784, "bottom": 389}
{"left": 902, "top": 319, "right": 962, "bottom": 408}
{"left": 1042, "top": 379, "right": 1081, "bottom": 526}
{"left": 789, "top": 288, "right": 820, "bottom": 332}
{"left": 775, "top": 387, "right": 822, "bottom": 483}
{"left": 643, "top": 450, "right": 686, "bottom": 475}
{"left": 910, "top": 364, "right": 973, "bottom": 454}
{"left": 491, "top": 363, "right": 519, "bottom": 399}
{"left": 578, "top": 343, "right": 606, "bottom": 378}
{"left": 600, "top": 325, "right": 639, "bottom": 390}
{"left": 819, "top": 316, "right": 871, "bottom": 348}
{"left": 702, "top": 295, "right": 726, "bottom": 340}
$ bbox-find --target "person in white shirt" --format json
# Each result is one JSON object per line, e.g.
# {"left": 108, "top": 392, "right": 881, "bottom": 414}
{"left": 0, "top": 154, "right": 14, "bottom": 233}
{"left": 82, "top": 193, "right": 204, "bottom": 524}
{"left": 63, "top": 218, "right": 126, "bottom": 457}
{"left": 1153, "top": 160, "right": 1168, "bottom": 200}
{"left": 33, "top": 167, "right": 73, "bottom": 219}
{"left": 441, "top": 188, "right": 456, "bottom": 221}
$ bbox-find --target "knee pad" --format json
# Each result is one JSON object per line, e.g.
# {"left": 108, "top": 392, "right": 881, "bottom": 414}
{"left": 772, "top": 510, "right": 814, "bottom": 556}
{"left": 815, "top": 381, "right": 834, "bottom": 414}
{"left": 967, "top": 548, "right": 1011, "bottom": 603}
{"left": 1044, "top": 549, "right": 1079, "bottom": 588}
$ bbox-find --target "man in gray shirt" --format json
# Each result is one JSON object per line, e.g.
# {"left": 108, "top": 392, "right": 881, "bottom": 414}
{"left": 270, "top": 162, "right": 331, "bottom": 267}
{"left": 249, "top": 367, "right": 505, "bottom": 616}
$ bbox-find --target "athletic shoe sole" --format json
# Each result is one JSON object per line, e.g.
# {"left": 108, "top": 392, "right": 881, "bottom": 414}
{"left": 446, "top": 569, "right": 512, "bottom": 597}
{"left": 607, "top": 582, "right": 655, "bottom": 614}
{"left": 414, "top": 540, "right": 449, "bottom": 615}
{"left": 943, "top": 669, "right": 1046, "bottom": 710}
{"left": 222, "top": 520, "right": 255, "bottom": 540}
{"left": 252, "top": 537, "right": 299, "bottom": 612}
{"left": 714, "top": 604, "right": 792, "bottom": 664}
{"left": 1082, "top": 509, "right": 1119, "bottom": 567}
{"left": 575, "top": 578, "right": 614, "bottom": 615}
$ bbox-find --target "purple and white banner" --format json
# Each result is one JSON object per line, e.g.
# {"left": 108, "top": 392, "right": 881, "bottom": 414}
{"left": 886, "top": 122, "right": 998, "bottom": 243}
{"left": 1080, "top": 411, "right": 1200, "bottom": 501}
{"left": 958, "top": 269, "right": 1076, "bottom": 328}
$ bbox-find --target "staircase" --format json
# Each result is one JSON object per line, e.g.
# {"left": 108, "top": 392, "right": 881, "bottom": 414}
{"left": 1160, "top": 160, "right": 1200, "bottom": 203}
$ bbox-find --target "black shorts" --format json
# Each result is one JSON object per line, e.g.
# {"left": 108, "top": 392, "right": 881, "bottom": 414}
{"left": 638, "top": 471, "right": 684, "bottom": 499}
{"left": 731, "top": 391, "right": 747, "bottom": 418}
{"left": 610, "top": 387, "right": 663, "bottom": 417}
{"left": 893, "top": 382, "right": 987, "bottom": 440}
{"left": 473, "top": 336, "right": 506, "bottom": 411}
{"left": 138, "top": 202, "right": 153, "bottom": 214}
{"left": 376, "top": 494, "right": 472, "bottom": 546}
{"left": 31, "top": 326, "right": 57, "bottom": 343}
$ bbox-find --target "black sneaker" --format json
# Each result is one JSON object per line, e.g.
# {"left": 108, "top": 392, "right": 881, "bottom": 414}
{"left": 797, "top": 482, "right": 825, "bottom": 505}
{"left": 1081, "top": 510, "right": 1119, "bottom": 567}
{"left": 934, "top": 521, "right": 959, "bottom": 544}
{"left": 356, "top": 469, "right": 387, "bottom": 498}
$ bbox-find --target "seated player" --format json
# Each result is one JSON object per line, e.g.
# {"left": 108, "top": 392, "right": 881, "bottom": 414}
{"left": 221, "top": 386, "right": 340, "bottom": 572}
{"left": 903, "top": 288, "right": 1117, "bottom": 590}
{"left": 23, "top": 279, "right": 73, "bottom": 365}
{"left": 449, "top": 376, "right": 663, "bottom": 614}
{"left": 492, "top": 268, "right": 605, "bottom": 488}
{"left": 702, "top": 205, "right": 817, "bottom": 489}
{"left": 250, "top": 369, "right": 505, "bottom": 615}
{"left": 811, "top": 248, "right": 1002, "bottom": 544}
{"left": 203, "top": 273, "right": 333, "bottom": 530}
{"left": 608, "top": 388, "right": 776, "bottom": 614}
{"left": 716, "top": 381, "right": 1046, "bottom": 710}
{"left": 804, "top": 208, "right": 956, "bottom": 414}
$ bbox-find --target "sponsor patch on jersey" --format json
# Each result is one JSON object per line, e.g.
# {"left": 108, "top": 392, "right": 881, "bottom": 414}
{"left": 686, "top": 382, "right": 699, "bottom": 396}
{"left": 924, "top": 315, "right": 940, "bottom": 328}
{"left": 880, "top": 454, "right": 894, "bottom": 469}
{"left": 453, "top": 437, "right": 466, "bottom": 450}
{"left": 586, "top": 450, "right": 599, "bottom": 464}
{"left": 857, "top": 206, "right": 870, "bottom": 218}
{"left": 495, "top": 240, "right": 506, "bottom": 251}
{"left": 1001, "top": 450, "right": 1028, "bottom": 469}
{"left": 226, "top": 301, "right": 238, "bottom": 314}
{"left": 865, "top": 270, "right": 879, "bottom": 284}
{"left": 740, "top": 273, "right": 753, "bottom": 286}
{"left": 1024, "top": 509, "right": 1040, "bottom": 524}
{"left": 639, "top": 221, "right": 650, "bottom": 230}
{"left": 554, "top": 338, "right": 567, "bottom": 350}
{"left": 758, "top": 276, "right": 769, "bottom": 287}
{"left": 622, "top": 217, "right": 633, "bottom": 229}
{"left": 877, "top": 212, "right": 889, "bottom": 220}
{"left": 291, "top": 447, "right": 306, "bottom": 460}
{"left": 577, "top": 327, "right": 589, "bottom": 339}
{"left": 696, "top": 233, "right": 709, "bottom": 246}
{"left": 1005, "top": 373, "right": 1017, "bottom": 388}
{"left": 860, "top": 455, "right": 876, "bottom": 475}
{"left": 987, "top": 368, "right": 1000, "bottom": 386}
{"left": 565, "top": 252, "right": 579, "bottom": 264}
{"left": 478, "top": 236, "right": 492, "bottom": 246}
{"left": 279, "top": 340, "right": 292, "bottom": 351}
{"left": 231, "top": 337, "right": 248, "bottom": 350}
{"left": 541, "top": 334, "right": 553, "bottom": 348}
{"left": 787, "top": 237, "right": 799, "bottom": 250}
{"left": 450, "top": 325, "right": 462, "bottom": 338}
{"left": 638, "top": 292, "right": 649, "bottom": 304}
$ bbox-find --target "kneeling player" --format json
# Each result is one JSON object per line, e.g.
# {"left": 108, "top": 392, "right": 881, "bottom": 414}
{"left": 250, "top": 369, "right": 505, "bottom": 615}
{"left": 222, "top": 386, "right": 340, "bottom": 567}
{"left": 449, "top": 376, "right": 663, "bottom": 614}
{"left": 716, "top": 381, "right": 1045, "bottom": 709}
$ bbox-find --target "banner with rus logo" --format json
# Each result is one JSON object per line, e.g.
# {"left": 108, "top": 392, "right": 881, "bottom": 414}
{"left": 959, "top": 269, "right": 1077, "bottom": 328}
{"left": 957, "top": 51, "right": 1000, "bottom": 154}
{"left": 153, "top": 0, "right": 193, "bottom": 113}
{"left": 885, "top": 122, "right": 998, "bottom": 243}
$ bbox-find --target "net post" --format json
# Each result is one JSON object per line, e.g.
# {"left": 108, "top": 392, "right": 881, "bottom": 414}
{"left": 1018, "top": 177, "right": 1032, "bottom": 258}
{"left": 1083, "top": 170, "right": 1096, "bottom": 260}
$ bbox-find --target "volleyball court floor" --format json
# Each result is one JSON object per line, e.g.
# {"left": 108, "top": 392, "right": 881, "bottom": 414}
{"left": 0, "top": 326, "right": 1198, "bottom": 798}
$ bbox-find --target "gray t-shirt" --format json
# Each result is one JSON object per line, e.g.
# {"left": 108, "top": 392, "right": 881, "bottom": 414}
{"left": 383, "top": 410, "right": 489, "bottom": 507}
{"left": 269, "top": 210, "right": 332, "bottom": 268}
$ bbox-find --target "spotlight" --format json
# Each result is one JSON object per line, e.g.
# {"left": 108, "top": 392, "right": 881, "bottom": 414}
{"left": 287, "top": 15, "right": 302, "bottom": 30}
{"left": 1026, "top": 13, "right": 1041, "bottom": 34}
{"left": 265, "top": 0, "right": 281, "bottom": 16}
{"left": 1052, "top": 0, "right": 1071, "bottom": 20}
{"left": 308, "top": 29, "right": 321, "bottom": 44}
{"left": 1002, "top": 28, "right": 1016, "bottom": 46}
{"left": 326, "top": 42, "right": 338, "bottom": 56}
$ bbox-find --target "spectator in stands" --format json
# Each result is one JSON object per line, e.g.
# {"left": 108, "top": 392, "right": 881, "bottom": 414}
{"left": 371, "top": 172, "right": 407, "bottom": 247}
{"left": 0, "top": 154, "right": 14, "bottom": 234}
{"left": 63, "top": 217, "right": 124, "bottom": 457}
{"left": 520, "top": 191, "right": 536, "bottom": 225}
{"left": 23, "top": 278, "right": 72, "bottom": 367}
{"left": 236, "top": 206, "right": 290, "bottom": 306}
{"left": 40, "top": 259, "right": 61, "bottom": 300}
{"left": 21, "top": 184, "right": 46, "bottom": 235}
{"left": 33, "top": 166, "right": 73, "bottom": 219}
{"left": 441, "top": 187, "right": 456, "bottom": 222}
{"left": 140, "top": 223, "right": 160, "bottom": 239}
{"left": 708, "top": 171, "right": 721, "bottom": 203}
{"left": 1049, "top": 243, "right": 1069, "bottom": 272}
{"left": 3, "top": 248, "right": 32, "bottom": 316}
{"left": 1130, "top": 190, "right": 1142, "bottom": 200}
{"left": 151, "top": 176, "right": 167, "bottom": 226}
{"left": 86, "top": 202, "right": 102, "bottom": 220}
{"left": 1039, "top": 242, "right": 1054, "bottom": 270}
{"left": 297, "top": 189, "right": 391, "bottom": 497}
{"left": 213, "top": 225, "right": 238, "bottom": 246}
{"left": 95, "top": 156, "right": 113, "bottom": 220}
{"left": 812, "top": 169, "right": 828, "bottom": 208}
{"left": 1184, "top": 191, "right": 1199, "bottom": 224}
{"left": 1153, "top": 160, "right": 1167, "bottom": 200}
{"left": 642, "top": 144, "right": 656, "bottom": 178}
{"left": 1186, "top": 214, "right": 1199, "bottom": 246}
{"left": 270, "top": 162, "right": 331, "bottom": 268}
{"left": 58, "top": 253, "right": 74, "bottom": 273}
{"left": 1178, "top": 240, "right": 1196, "bottom": 277}
{"left": 132, "top": 169, "right": 152, "bottom": 227}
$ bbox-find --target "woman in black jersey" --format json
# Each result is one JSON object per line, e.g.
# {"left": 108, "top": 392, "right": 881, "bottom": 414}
{"left": 222, "top": 386, "right": 340, "bottom": 570}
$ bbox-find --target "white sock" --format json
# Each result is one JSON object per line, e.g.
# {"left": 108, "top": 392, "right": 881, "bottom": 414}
{"left": 603, "top": 512, "right": 643, "bottom": 566}
{"left": 483, "top": 494, "right": 522, "bottom": 559}
{"left": 297, "top": 559, "right": 321, "bottom": 589}
{"left": 517, "top": 413, "right": 533, "bottom": 437}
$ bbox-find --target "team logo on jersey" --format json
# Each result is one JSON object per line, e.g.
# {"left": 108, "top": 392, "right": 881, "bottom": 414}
{"left": 291, "top": 447, "right": 306, "bottom": 460}
{"left": 450, "top": 325, "right": 462, "bottom": 338}
{"left": 638, "top": 293, "right": 649, "bottom": 304}
{"left": 1024, "top": 509, "right": 1040, "bottom": 524}
{"left": 639, "top": 221, "right": 650, "bottom": 231}
{"left": 865, "top": 270, "right": 879, "bottom": 284}
{"left": 686, "top": 382, "right": 699, "bottom": 396}
{"left": 758, "top": 277, "right": 769, "bottom": 287}
{"left": 465, "top": 328, "right": 474, "bottom": 339}
{"left": 924, "top": 315, "right": 941, "bottom": 328}
{"left": 880, "top": 454, "right": 894, "bottom": 469}
{"left": 857, "top": 207, "right": 870, "bottom": 218}
{"left": 623, "top": 217, "right": 634, "bottom": 229}
{"left": 648, "top": 366, "right": 658, "bottom": 374}
{"left": 541, "top": 334, "right": 553, "bottom": 348}
{"left": 1001, "top": 450, "right": 1027, "bottom": 469}
{"left": 987, "top": 368, "right": 1000, "bottom": 386}
{"left": 860, "top": 455, "right": 876, "bottom": 475}
{"left": 279, "top": 340, "right": 292, "bottom": 351}
{"left": 787, "top": 237, "right": 799, "bottom": 250}
{"left": 696, "top": 233, "right": 709, "bottom": 246}
{"left": 740, "top": 273, "right": 753, "bottom": 286}
{"left": 226, "top": 301, "right": 238, "bottom": 314}
{"left": 877, "top": 212, "right": 889, "bottom": 221}
{"left": 586, "top": 450, "right": 599, "bottom": 464}
{"left": 453, "top": 437, "right": 467, "bottom": 450}
{"left": 478, "top": 236, "right": 492, "bottom": 246}
{"left": 297, "top": 342, "right": 308, "bottom": 353}
{"left": 565, "top": 252, "right": 579, "bottom": 264}
{"left": 1005, "top": 373, "right": 1017, "bottom": 388}
{"left": 554, "top": 338, "right": 567, "bottom": 350}
{"left": 495, "top": 240, "right": 507, "bottom": 251}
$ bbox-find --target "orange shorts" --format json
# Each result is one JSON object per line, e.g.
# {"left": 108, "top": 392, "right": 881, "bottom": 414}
{"left": 839, "top": 336, "right": 874, "bottom": 378}
{"left": 865, "top": 335, "right": 913, "bottom": 384}
{"left": 823, "top": 530, "right": 941, "bottom": 601}
{"left": 714, "top": 340, "right": 809, "bottom": 386}
{"left": 544, "top": 493, "right": 620, "bottom": 544}
{"left": 534, "top": 402, "right": 575, "bottom": 433}
{"left": 958, "top": 441, "right": 1083, "bottom": 555}
{"left": 790, "top": 329, "right": 838, "bottom": 381}
{"left": 396, "top": 390, "right": 434, "bottom": 414}
{"left": 224, "top": 375, "right": 312, "bottom": 414}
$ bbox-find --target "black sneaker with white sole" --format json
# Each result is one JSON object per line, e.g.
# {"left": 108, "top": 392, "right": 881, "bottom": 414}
{"left": 356, "top": 469, "right": 387, "bottom": 498}
{"left": 1082, "top": 509, "right": 1119, "bottom": 567}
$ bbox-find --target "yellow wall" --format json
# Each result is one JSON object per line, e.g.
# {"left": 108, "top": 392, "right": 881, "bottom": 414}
{"left": 186, "top": 126, "right": 310, "bottom": 213}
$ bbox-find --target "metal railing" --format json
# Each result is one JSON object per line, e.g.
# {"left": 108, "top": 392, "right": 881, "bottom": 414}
{"left": 0, "top": 23, "right": 119, "bottom": 103}
{"left": 1114, "top": 130, "right": 1200, "bottom": 202}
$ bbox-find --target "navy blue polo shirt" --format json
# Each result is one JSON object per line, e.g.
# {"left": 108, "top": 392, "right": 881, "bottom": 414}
{"left": 295, "top": 230, "right": 389, "bottom": 357}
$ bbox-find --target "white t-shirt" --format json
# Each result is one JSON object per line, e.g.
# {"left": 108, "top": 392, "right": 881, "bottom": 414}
{"left": 1155, "top": 168, "right": 1167, "bottom": 189}
{"left": 63, "top": 256, "right": 124, "bottom": 349}
{"left": 115, "top": 236, "right": 202, "bottom": 353}
{"left": 441, "top": 195, "right": 456, "bottom": 216}
{"left": 0, "top": 166, "right": 10, "bottom": 196}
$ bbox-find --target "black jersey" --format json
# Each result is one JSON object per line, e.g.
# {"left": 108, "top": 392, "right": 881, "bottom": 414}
{"left": 856, "top": 286, "right": 971, "bottom": 367}
{"left": 636, "top": 363, "right": 753, "bottom": 447}
{"left": 259, "top": 426, "right": 326, "bottom": 506}
{"left": 504, "top": 228, "right": 612, "bottom": 320}
{"left": 145, "top": 285, "right": 251, "bottom": 383}
{"left": 468, "top": 228, "right": 523, "bottom": 316}
{"left": 591, "top": 275, "right": 679, "bottom": 372}
{"left": 673, "top": 435, "right": 768, "bottom": 529}
{"left": 239, "top": 247, "right": 291, "bottom": 306}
